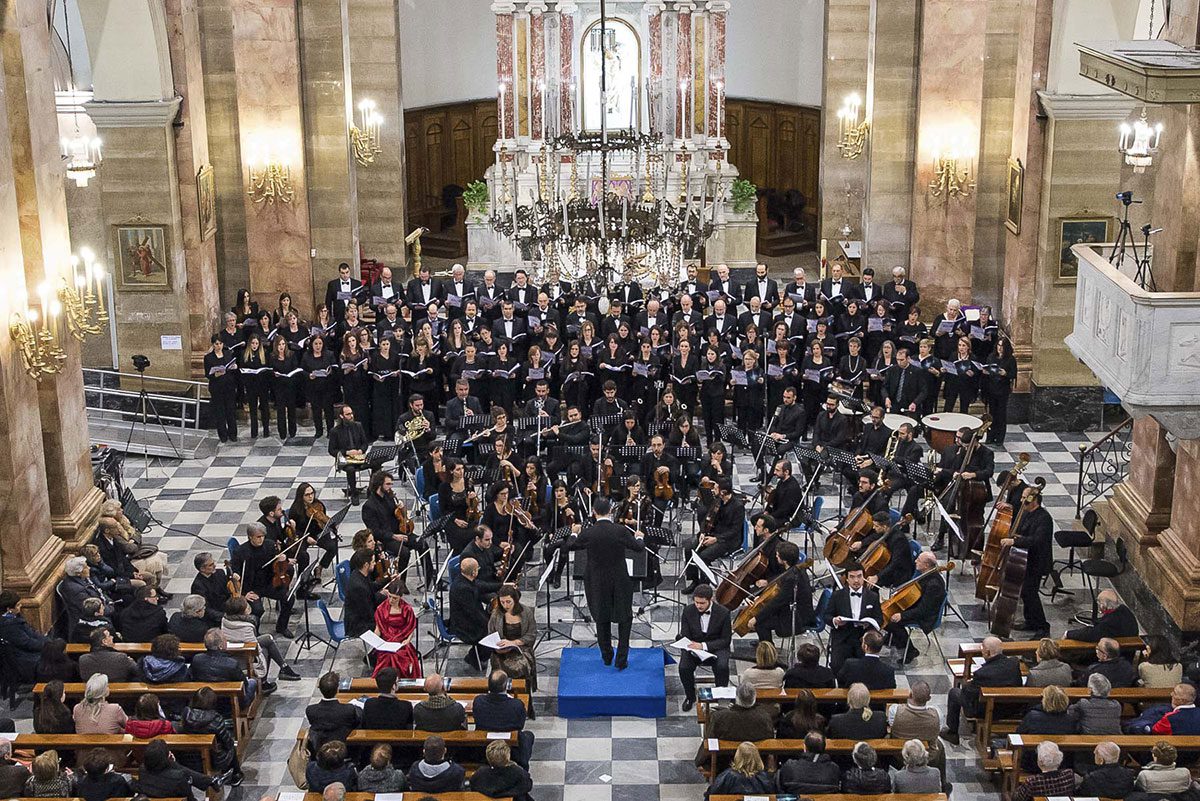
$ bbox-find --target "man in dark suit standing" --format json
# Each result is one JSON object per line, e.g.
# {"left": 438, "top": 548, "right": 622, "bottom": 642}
{"left": 449, "top": 557, "right": 492, "bottom": 670}
{"left": 609, "top": 272, "right": 644, "bottom": 310}
{"left": 1065, "top": 590, "right": 1138, "bottom": 642}
{"left": 325, "top": 262, "right": 363, "bottom": 322}
{"left": 882, "top": 265, "right": 920, "bottom": 319}
{"left": 491, "top": 300, "right": 528, "bottom": 342}
{"left": 446, "top": 263, "right": 477, "bottom": 319}
{"left": 1001, "top": 486, "right": 1054, "bottom": 638}
{"left": 857, "top": 267, "right": 882, "bottom": 305}
{"left": 819, "top": 262, "right": 851, "bottom": 309}
{"left": 405, "top": 265, "right": 444, "bottom": 322}
{"left": 743, "top": 263, "right": 780, "bottom": 310}
{"left": 828, "top": 562, "right": 883, "bottom": 674}
{"left": 708, "top": 263, "right": 740, "bottom": 307}
{"left": 343, "top": 548, "right": 386, "bottom": 639}
{"left": 943, "top": 635, "right": 1021, "bottom": 744}
{"left": 782, "top": 266, "right": 817, "bottom": 313}
{"left": 505, "top": 269, "right": 537, "bottom": 314}
{"left": 884, "top": 347, "right": 926, "bottom": 415}
{"left": 368, "top": 265, "right": 402, "bottom": 316}
{"left": 836, "top": 630, "right": 896, "bottom": 689}
{"left": 886, "top": 551, "right": 947, "bottom": 663}
{"left": 567, "top": 496, "right": 646, "bottom": 669}
{"left": 739, "top": 295, "right": 773, "bottom": 335}
{"left": 677, "top": 584, "right": 732, "bottom": 712}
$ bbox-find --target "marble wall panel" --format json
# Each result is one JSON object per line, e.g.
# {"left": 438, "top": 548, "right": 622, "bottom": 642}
{"left": 819, "top": 0, "right": 870, "bottom": 247}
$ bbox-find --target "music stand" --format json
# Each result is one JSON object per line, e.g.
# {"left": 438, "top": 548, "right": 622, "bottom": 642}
{"left": 534, "top": 538, "right": 578, "bottom": 650}
{"left": 717, "top": 423, "right": 749, "bottom": 449}
{"left": 287, "top": 557, "right": 329, "bottom": 652}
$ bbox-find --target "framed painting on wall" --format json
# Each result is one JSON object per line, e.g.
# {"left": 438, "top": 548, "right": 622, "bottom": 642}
{"left": 197, "top": 165, "right": 216, "bottom": 241}
{"left": 114, "top": 223, "right": 171, "bottom": 290}
{"left": 1057, "top": 216, "right": 1113, "bottom": 283}
{"left": 1005, "top": 158, "right": 1023, "bottom": 235}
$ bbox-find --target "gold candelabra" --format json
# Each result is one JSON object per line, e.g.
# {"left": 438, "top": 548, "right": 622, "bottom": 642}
{"left": 350, "top": 99, "right": 383, "bottom": 167}
{"left": 10, "top": 282, "right": 67, "bottom": 381}
{"left": 928, "top": 152, "right": 974, "bottom": 198}
{"left": 836, "top": 93, "right": 869, "bottom": 160}
{"left": 246, "top": 138, "right": 296, "bottom": 205}
{"left": 60, "top": 251, "right": 108, "bottom": 341}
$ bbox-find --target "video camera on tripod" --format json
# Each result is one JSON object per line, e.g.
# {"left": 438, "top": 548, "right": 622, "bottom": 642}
{"left": 1109, "top": 190, "right": 1160, "bottom": 291}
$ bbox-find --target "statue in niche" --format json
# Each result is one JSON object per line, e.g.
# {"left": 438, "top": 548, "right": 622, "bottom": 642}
{"left": 581, "top": 17, "right": 640, "bottom": 131}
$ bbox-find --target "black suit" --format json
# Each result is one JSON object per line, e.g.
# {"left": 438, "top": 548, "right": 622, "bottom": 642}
{"left": 326, "top": 277, "right": 364, "bottom": 321}
{"left": 368, "top": 280, "right": 402, "bottom": 313}
{"left": 568, "top": 519, "right": 646, "bottom": 663}
{"left": 448, "top": 575, "right": 491, "bottom": 669}
{"left": 743, "top": 277, "right": 780, "bottom": 309}
{"left": 446, "top": 279, "right": 478, "bottom": 318}
{"left": 361, "top": 695, "right": 413, "bottom": 730}
{"left": 405, "top": 278, "right": 444, "bottom": 319}
{"left": 766, "top": 476, "right": 803, "bottom": 526}
{"left": 775, "top": 402, "right": 806, "bottom": 445}
{"left": 819, "top": 278, "right": 852, "bottom": 307}
{"left": 328, "top": 419, "right": 370, "bottom": 493}
{"left": 677, "top": 602, "right": 732, "bottom": 702}
{"left": 883, "top": 363, "right": 925, "bottom": 413}
{"left": 492, "top": 316, "right": 529, "bottom": 342}
{"left": 782, "top": 282, "right": 817, "bottom": 311}
{"left": 305, "top": 697, "right": 360, "bottom": 751}
{"left": 882, "top": 280, "right": 920, "bottom": 317}
{"left": 888, "top": 571, "right": 947, "bottom": 654}
{"left": 947, "top": 653, "right": 1022, "bottom": 732}
{"left": 1084, "top": 657, "right": 1138, "bottom": 689}
{"left": 756, "top": 565, "right": 813, "bottom": 642}
{"left": 828, "top": 586, "right": 883, "bottom": 673}
{"left": 1012, "top": 504, "right": 1054, "bottom": 631}
{"left": 343, "top": 569, "right": 384, "bottom": 639}
{"left": 836, "top": 653, "right": 896, "bottom": 690}
{"left": 445, "top": 396, "right": 484, "bottom": 432}
{"left": 827, "top": 707, "right": 889, "bottom": 740}
{"left": 1065, "top": 604, "right": 1138, "bottom": 642}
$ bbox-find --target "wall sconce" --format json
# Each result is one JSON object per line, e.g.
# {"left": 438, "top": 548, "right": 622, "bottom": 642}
{"left": 10, "top": 282, "right": 66, "bottom": 381}
{"left": 246, "top": 137, "right": 296, "bottom": 205}
{"left": 59, "top": 247, "right": 108, "bottom": 341}
{"left": 1119, "top": 107, "right": 1163, "bottom": 174}
{"left": 926, "top": 124, "right": 976, "bottom": 198}
{"left": 351, "top": 99, "right": 383, "bottom": 167}
{"left": 836, "top": 93, "right": 869, "bottom": 159}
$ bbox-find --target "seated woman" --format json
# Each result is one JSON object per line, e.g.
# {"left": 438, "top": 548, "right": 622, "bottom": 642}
{"left": 124, "top": 693, "right": 174, "bottom": 738}
{"left": 487, "top": 586, "right": 537, "bottom": 692}
{"left": 841, "top": 742, "right": 891, "bottom": 794}
{"left": 1015, "top": 685, "right": 1077, "bottom": 771}
{"left": 706, "top": 741, "right": 774, "bottom": 801}
{"left": 24, "top": 750, "right": 73, "bottom": 798}
{"left": 34, "top": 682, "right": 75, "bottom": 734}
{"left": 138, "top": 634, "right": 189, "bottom": 684}
{"left": 1140, "top": 634, "right": 1184, "bottom": 688}
{"left": 889, "top": 739, "right": 943, "bottom": 793}
{"left": 357, "top": 745, "right": 405, "bottom": 794}
{"left": 372, "top": 586, "right": 421, "bottom": 679}
{"left": 1134, "top": 741, "right": 1194, "bottom": 800}
{"left": 777, "top": 689, "right": 827, "bottom": 739}
{"left": 73, "top": 674, "right": 127, "bottom": 734}
{"left": 220, "top": 596, "right": 301, "bottom": 686}
{"left": 306, "top": 740, "right": 358, "bottom": 793}
{"left": 1070, "top": 673, "right": 1122, "bottom": 734}
{"left": 827, "top": 684, "right": 888, "bottom": 741}
{"left": 34, "top": 637, "right": 77, "bottom": 683}
{"left": 469, "top": 740, "right": 533, "bottom": 801}
{"left": 743, "top": 641, "right": 785, "bottom": 692}
{"left": 178, "top": 687, "right": 242, "bottom": 785}
{"left": 0, "top": 590, "right": 46, "bottom": 683}
{"left": 1026, "top": 638, "right": 1073, "bottom": 688}
{"left": 100, "top": 499, "right": 170, "bottom": 591}
{"left": 71, "top": 597, "right": 115, "bottom": 644}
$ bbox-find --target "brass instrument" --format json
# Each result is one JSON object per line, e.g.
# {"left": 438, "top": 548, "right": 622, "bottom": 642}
{"left": 884, "top": 429, "right": 900, "bottom": 462}
{"left": 398, "top": 414, "right": 430, "bottom": 445}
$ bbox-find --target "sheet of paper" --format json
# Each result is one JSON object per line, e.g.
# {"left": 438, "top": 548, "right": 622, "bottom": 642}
{"left": 360, "top": 630, "right": 403, "bottom": 653}
{"left": 625, "top": 558, "right": 634, "bottom": 575}
{"left": 278, "top": 793, "right": 306, "bottom": 801}
{"left": 375, "top": 794, "right": 406, "bottom": 801}
{"left": 669, "top": 638, "right": 716, "bottom": 662}
{"left": 709, "top": 686, "right": 737, "bottom": 699}
{"left": 486, "top": 731, "right": 511, "bottom": 740}
{"left": 707, "top": 738, "right": 720, "bottom": 751}
{"left": 479, "top": 631, "right": 504, "bottom": 650}
{"left": 689, "top": 551, "right": 719, "bottom": 586}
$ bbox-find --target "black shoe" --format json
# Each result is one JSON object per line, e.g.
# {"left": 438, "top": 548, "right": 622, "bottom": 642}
{"left": 261, "top": 680, "right": 278, "bottom": 696}
{"left": 682, "top": 698, "right": 695, "bottom": 712}
{"left": 226, "top": 771, "right": 244, "bottom": 787}
{"left": 615, "top": 655, "right": 628, "bottom": 670}
{"left": 157, "top": 590, "right": 173, "bottom": 603}
{"left": 940, "top": 727, "right": 960, "bottom": 745}
{"left": 275, "top": 627, "right": 296, "bottom": 639}
{"left": 1012, "top": 620, "right": 1040, "bottom": 632}
{"left": 931, "top": 538, "right": 945, "bottom": 552}
{"left": 278, "top": 665, "right": 301, "bottom": 681}
{"left": 601, "top": 652, "right": 614, "bottom": 666}
{"left": 1030, "top": 629, "right": 1051, "bottom": 640}
{"left": 298, "top": 588, "right": 320, "bottom": 601}
{"left": 903, "top": 647, "right": 920, "bottom": 664}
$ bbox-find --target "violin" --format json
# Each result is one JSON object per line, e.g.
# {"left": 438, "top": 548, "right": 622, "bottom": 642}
{"left": 394, "top": 499, "right": 414, "bottom": 536}
{"left": 224, "top": 559, "right": 242, "bottom": 599}
{"left": 653, "top": 465, "right": 674, "bottom": 501}
{"left": 306, "top": 499, "right": 330, "bottom": 530}
{"left": 271, "top": 544, "right": 294, "bottom": 589}
{"left": 466, "top": 491, "right": 481, "bottom": 524}
{"left": 880, "top": 561, "right": 956, "bottom": 620}
{"left": 601, "top": 462, "right": 614, "bottom": 496}
{"left": 373, "top": 550, "right": 394, "bottom": 583}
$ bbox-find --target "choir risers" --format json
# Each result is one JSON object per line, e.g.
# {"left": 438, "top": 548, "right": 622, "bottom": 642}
{"left": 87, "top": 411, "right": 220, "bottom": 460}
{"left": 1065, "top": 242, "right": 1200, "bottom": 439}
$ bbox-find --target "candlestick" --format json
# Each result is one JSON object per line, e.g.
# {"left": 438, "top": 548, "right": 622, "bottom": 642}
{"left": 499, "top": 82, "right": 507, "bottom": 141}
{"left": 629, "top": 76, "right": 636, "bottom": 130}
{"left": 621, "top": 197, "right": 628, "bottom": 237}
{"left": 820, "top": 238, "right": 828, "bottom": 261}
{"left": 716, "top": 80, "right": 723, "bottom": 140}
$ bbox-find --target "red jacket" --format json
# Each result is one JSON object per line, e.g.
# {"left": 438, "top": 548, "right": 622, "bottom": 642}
{"left": 124, "top": 718, "right": 175, "bottom": 738}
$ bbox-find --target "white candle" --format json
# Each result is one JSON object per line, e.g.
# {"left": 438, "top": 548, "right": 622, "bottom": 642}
{"left": 499, "top": 82, "right": 507, "bottom": 140}
{"left": 679, "top": 80, "right": 686, "bottom": 140}
{"left": 621, "top": 197, "right": 628, "bottom": 236}
{"left": 629, "top": 76, "right": 636, "bottom": 130}
{"left": 716, "top": 80, "right": 723, "bottom": 140}
{"left": 820, "top": 238, "right": 828, "bottom": 261}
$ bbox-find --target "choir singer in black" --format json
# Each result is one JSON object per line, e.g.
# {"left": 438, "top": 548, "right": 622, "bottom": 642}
{"left": 677, "top": 584, "right": 732, "bottom": 713}
{"left": 567, "top": 496, "right": 646, "bottom": 670}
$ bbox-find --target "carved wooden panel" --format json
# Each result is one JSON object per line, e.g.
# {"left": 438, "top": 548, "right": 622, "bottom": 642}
{"left": 449, "top": 113, "right": 475, "bottom": 190}
{"left": 723, "top": 98, "right": 821, "bottom": 209}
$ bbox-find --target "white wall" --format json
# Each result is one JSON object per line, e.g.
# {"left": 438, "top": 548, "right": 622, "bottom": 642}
{"left": 725, "top": 0, "right": 824, "bottom": 107}
{"left": 399, "top": 0, "right": 826, "bottom": 110}
{"left": 1048, "top": 0, "right": 1146, "bottom": 95}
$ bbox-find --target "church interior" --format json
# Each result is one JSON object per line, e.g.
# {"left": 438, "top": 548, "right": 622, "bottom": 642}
{"left": 4, "top": 1, "right": 1200, "bottom": 801}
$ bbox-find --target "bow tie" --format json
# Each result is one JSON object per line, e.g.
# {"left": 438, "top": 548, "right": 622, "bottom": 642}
{"left": 832, "top": 280, "right": 841, "bottom": 285}
{"left": 851, "top": 591, "right": 862, "bottom": 597}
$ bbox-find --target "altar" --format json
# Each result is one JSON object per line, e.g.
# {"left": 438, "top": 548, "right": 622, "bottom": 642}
{"left": 467, "top": 0, "right": 757, "bottom": 278}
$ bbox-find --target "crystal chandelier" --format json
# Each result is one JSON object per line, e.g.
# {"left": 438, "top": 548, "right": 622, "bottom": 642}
{"left": 488, "top": 0, "right": 719, "bottom": 291}
{"left": 1118, "top": 108, "right": 1163, "bottom": 174}
{"left": 56, "top": 3, "right": 101, "bottom": 188}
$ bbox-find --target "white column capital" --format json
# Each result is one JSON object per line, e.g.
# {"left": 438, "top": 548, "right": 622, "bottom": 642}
{"left": 491, "top": 1, "right": 517, "bottom": 14}
{"left": 556, "top": 0, "right": 578, "bottom": 13}
{"left": 1037, "top": 91, "right": 1138, "bottom": 120}
{"left": 527, "top": 0, "right": 548, "bottom": 13}
{"left": 706, "top": 1, "right": 730, "bottom": 11}
{"left": 84, "top": 97, "right": 183, "bottom": 128}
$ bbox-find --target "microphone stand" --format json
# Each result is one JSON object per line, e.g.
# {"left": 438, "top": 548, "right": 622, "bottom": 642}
{"left": 753, "top": 405, "right": 783, "bottom": 488}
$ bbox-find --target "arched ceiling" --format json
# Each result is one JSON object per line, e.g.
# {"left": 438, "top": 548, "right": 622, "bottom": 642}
{"left": 54, "top": 0, "right": 173, "bottom": 102}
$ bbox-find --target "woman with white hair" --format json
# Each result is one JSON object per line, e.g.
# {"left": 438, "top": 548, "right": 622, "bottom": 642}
{"left": 1013, "top": 742, "right": 1075, "bottom": 801}
{"left": 841, "top": 741, "right": 891, "bottom": 794}
{"left": 1070, "top": 673, "right": 1122, "bottom": 734}
{"left": 71, "top": 674, "right": 127, "bottom": 734}
{"left": 99, "top": 499, "right": 169, "bottom": 588}
{"left": 889, "top": 739, "right": 942, "bottom": 792}
{"left": 59, "top": 557, "right": 114, "bottom": 639}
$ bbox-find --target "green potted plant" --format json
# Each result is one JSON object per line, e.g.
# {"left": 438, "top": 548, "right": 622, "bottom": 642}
{"left": 730, "top": 178, "right": 758, "bottom": 214}
{"left": 463, "top": 180, "right": 489, "bottom": 216}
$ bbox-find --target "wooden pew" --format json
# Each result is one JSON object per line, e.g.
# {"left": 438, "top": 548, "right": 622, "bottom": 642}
{"left": 298, "top": 728, "right": 517, "bottom": 775}
{"left": 696, "top": 687, "right": 909, "bottom": 729}
{"left": 334, "top": 691, "right": 530, "bottom": 723}
{"left": 705, "top": 737, "right": 907, "bottom": 777}
{"left": 955, "top": 636, "right": 1144, "bottom": 684}
{"left": 300, "top": 794, "right": 506, "bottom": 801}
{"left": 977, "top": 686, "right": 1172, "bottom": 753}
{"left": 12, "top": 734, "right": 216, "bottom": 798}
{"left": 343, "top": 677, "right": 531, "bottom": 714}
{"left": 64, "top": 642, "right": 259, "bottom": 676}
{"left": 709, "top": 796, "right": 947, "bottom": 801}
{"left": 1003, "top": 734, "right": 1200, "bottom": 799}
{"left": 33, "top": 682, "right": 255, "bottom": 756}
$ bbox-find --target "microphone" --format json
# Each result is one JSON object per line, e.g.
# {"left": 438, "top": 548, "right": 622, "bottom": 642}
{"left": 772, "top": 405, "right": 783, "bottom": 419}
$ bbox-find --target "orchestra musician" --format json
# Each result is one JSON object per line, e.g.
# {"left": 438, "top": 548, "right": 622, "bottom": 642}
{"left": 930, "top": 427, "right": 995, "bottom": 551}
{"left": 884, "top": 423, "right": 926, "bottom": 516}
{"left": 849, "top": 471, "right": 889, "bottom": 517}
{"left": 851, "top": 512, "right": 915, "bottom": 589}
{"left": 437, "top": 459, "right": 479, "bottom": 554}
{"left": 999, "top": 486, "right": 1054, "bottom": 639}
{"left": 828, "top": 562, "right": 883, "bottom": 674}
{"left": 461, "top": 526, "right": 507, "bottom": 599}
{"left": 699, "top": 443, "right": 731, "bottom": 512}
{"left": 541, "top": 481, "right": 582, "bottom": 588}
{"left": 544, "top": 406, "right": 590, "bottom": 482}
{"left": 749, "top": 514, "right": 787, "bottom": 587}
{"left": 640, "top": 435, "right": 678, "bottom": 520}
{"left": 519, "top": 380, "right": 560, "bottom": 421}
{"left": 230, "top": 522, "right": 297, "bottom": 638}
{"left": 677, "top": 584, "right": 733, "bottom": 713}
{"left": 768, "top": 387, "right": 806, "bottom": 452}
{"left": 328, "top": 404, "right": 370, "bottom": 500}
{"left": 343, "top": 547, "right": 388, "bottom": 639}
{"left": 191, "top": 553, "right": 233, "bottom": 627}
{"left": 286, "top": 483, "right": 340, "bottom": 578}
{"left": 591, "top": 380, "right": 626, "bottom": 420}
{"left": 361, "top": 471, "right": 412, "bottom": 574}
{"left": 683, "top": 479, "right": 744, "bottom": 593}
{"left": 885, "top": 551, "right": 947, "bottom": 663}
{"left": 764, "top": 459, "right": 803, "bottom": 527}
{"left": 481, "top": 483, "right": 536, "bottom": 577}
{"left": 397, "top": 394, "right": 436, "bottom": 461}
{"left": 744, "top": 540, "right": 812, "bottom": 644}
{"left": 567, "top": 496, "right": 647, "bottom": 669}
{"left": 444, "top": 379, "right": 484, "bottom": 434}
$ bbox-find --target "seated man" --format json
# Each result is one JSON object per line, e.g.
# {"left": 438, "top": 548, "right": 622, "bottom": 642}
{"left": 78, "top": 626, "right": 138, "bottom": 682}
{"left": 885, "top": 550, "right": 947, "bottom": 663}
{"left": 701, "top": 680, "right": 774, "bottom": 757}
{"left": 1012, "top": 742, "right": 1076, "bottom": 801}
{"left": 413, "top": 674, "right": 467, "bottom": 732}
{"left": 1077, "top": 741, "right": 1136, "bottom": 799}
{"left": 677, "top": 584, "right": 733, "bottom": 713}
{"left": 776, "top": 731, "right": 842, "bottom": 795}
{"left": 406, "top": 735, "right": 466, "bottom": 793}
{"left": 168, "top": 594, "right": 212, "bottom": 643}
{"left": 850, "top": 511, "right": 914, "bottom": 589}
{"left": 361, "top": 666, "right": 414, "bottom": 730}
{"left": 0, "top": 590, "right": 45, "bottom": 683}
{"left": 469, "top": 740, "right": 533, "bottom": 801}
{"left": 1151, "top": 683, "right": 1200, "bottom": 735}
{"left": 191, "top": 629, "right": 261, "bottom": 704}
{"left": 117, "top": 584, "right": 169, "bottom": 643}
{"left": 461, "top": 527, "right": 504, "bottom": 599}
{"left": 783, "top": 642, "right": 835, "bottom": 689}
{"left": 472, "top": 670, "right": 534, "bottom": 768}
{"left": 942, "top": 635, "right": 1022, "bottom": 745}
{"left": 448, "top": 558, "right": 492, "bottom": 670}
{"left": 190, "top": 553, "right": 233, "bottom": 627}
{"left": 305, "top": 671, "right": 360, "bottom": 751}
{"left": 836, "top": 631, "right": 896, "bottom": 690}
{"left": 1084, "top": 637, "right": 1138, "bottom": 688}
{"left": 328, "top": 404, "right": 371, "bottom": 499}
{"left": 1065, "top": 589, "right": 1139, "bottom": 642}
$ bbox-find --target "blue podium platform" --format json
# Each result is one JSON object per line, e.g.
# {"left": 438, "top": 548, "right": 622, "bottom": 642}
{"left": 556, "top": 647, "right": 667, "bottom": 718}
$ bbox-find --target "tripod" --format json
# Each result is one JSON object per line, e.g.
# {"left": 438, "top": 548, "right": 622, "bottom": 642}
{"left": 123, "top": 362, "right": 184, "bottom": 486}
{"left": 1108, "top": 193, "right": 1159, "bottom": 291}
{"left": 288, "top": 558, "right": 330, "bottom": 652}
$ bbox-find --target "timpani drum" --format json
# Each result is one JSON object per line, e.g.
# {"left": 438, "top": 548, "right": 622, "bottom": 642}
{"left": 922, "top": 412, "right": 983, "bottom": 453}
{"left": 882, "top": 413, "right": 919, "bottom": 432}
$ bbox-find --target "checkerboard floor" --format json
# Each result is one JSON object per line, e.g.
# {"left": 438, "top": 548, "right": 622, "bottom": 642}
{"left": 18, "top": 422, "right": 1120, "bottom": 801}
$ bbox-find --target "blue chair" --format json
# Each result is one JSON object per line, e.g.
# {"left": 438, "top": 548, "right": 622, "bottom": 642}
{"left": 428, "top": 493, "right": 441, "bottom": 524}
{"left": 415, "top": 466, "right": 426, "bottom": 499}
{"left": 900, "top": 579, "right": 950, "bottom": 665}
{"left": 741, "top": 518, "right": 752, "bottom": 552}
{"left": 226, "top": 537, "right": 239, "bottom": 558}
{"left": 448, "top": 554, "right": 463, "bottom": 586}
{"left": 805, "top": 587, "right": 834, "bottom": 649}
{"left": 335, "top": 560, "right": 351, "bottom": 602}
{"left": 316, "top": 599, "right": 348, "bottom": 671}
{"left": 544, "top": 484, "right": 553, "bottom": 507}
{"left": 888, "top": 508, "right": 902, "bottom": 526}
{"left": 421, "top": 596, "right": 475, "bottom": 674}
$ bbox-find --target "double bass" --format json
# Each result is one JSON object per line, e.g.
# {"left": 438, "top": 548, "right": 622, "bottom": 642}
{"left": 975, "top": 455, "right": 1032, "bottom": 600}
{"left": 938, "top": 416, "right": 992, "bottom": 557}
{"left": 824, "top": 480, "right": 890, "bottom": 566}
{"left": 988, "top": 485, "right": 1043, "bottom": 637}
{"left": 732, "top": 557, "right": 815, "bottom": 636}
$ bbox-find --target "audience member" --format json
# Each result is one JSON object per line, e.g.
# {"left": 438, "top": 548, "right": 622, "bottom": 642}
{"left": 138, "top": 634, "right": 189, "bottom": 684}
{"left": 783, "top": 642, "right": 836, "bottom": 689}
{"left": 72, "top": 674, "right": 128, "bottom": 734}
{"left": 472, "top": 670, "right": 533, "bottom": 767}
{"left": 828, "top": 683, "right": 888, "bottom": 740}
{"left": 0, "top": 738, "right": 30, "bottom": 797}
{"left": 1012, "top": 741, "right": 1076, "bottom": 801}
{"left": 469, "top": 740, "right": 533, "bottom": 801}
{"left": 706, "top": 741, "right": 774, "bottom": 800}
{"left": 889, "top": 739, "right": 942, "bottom": 792}
{"left": 0, "top": 589, "right": 47, "bottom": 682}
{"left": 1015, "top": 685, "right": 1078, "bottom": 770}
{"left": 306, "top": 740, "right": 358, "bottom": 793}
{"left": 778, "top": 688, "right": 827, "bottom": 739}
{"left": 33, "top": 681, "right": 74, "bottom": 734}
{"left": 1139, "top": 634, "right": 1184, "bottom": 688}
{"left": 117, "top": 585, "right": 169, "bottom": 642}
{"left": 133, "top": 739, "right": 219, "bottom": 797}
{"left": 413, "top": 673, "right": 467, "bottom": 731}
{"left": 406, "top": 735, "right": 466, "bottom": 793}
{"left": 1026, "top": 638, "right": 1073, "bottom": 688}
{"left": 1077, "top": 741, "right": 1137, "bottom": 799}
{"left": 79, "top": 627, "right": 138, "bottom": 682}
{"left": 1134, "top": 741, "right": 1193, "bottom": 797}
{"left": 836, "top": 631, "right": 896, "bottom": 690}
{"left": 24, "top": 750, "right": 73, "bottom": 797}
{"left": 1151, "top": 682, "right": 1200, "bottom": 735}
{"left": 70, "top": 596, "right": 115, "bottom": 644}
{"left": 178, "top": 687, "right": 242, "bottom": 784}
{"left": 1071, "top": 673, "right": 1122, "bottom": 734}
{"left": 842, "top": 741, "right": 891, "bottom": 794}
{"left": 361, "top": 667, "right": 414, "bottom": 729}
{"left": 1066, "top": 590, "right": 1139, "bottom": 642}
{"left": 306, "top": 671, "right": 360, "bottom": 751}
{"left": 356, "top": 745, "right": 405, "bottom": 793}
{"left": 124, "top": 692, "right": 174, "bottom": 738}
{"left": 168, "top": 595, "right": 211, "bottom": 643}
{"left": 943, "top": 636, "right": 1021, "bottom": 744}
{"left": 1084, "top": 637, "right": 1137, "bottom": 689}
{"left": 220, "top": 596, "right": 301, "bottom": 684}
{"left": 776, "top": 731, "right": 842, "bottom": 795}
{"left": 706, "top": 680, "right": 774, "bottom": 750}
{"left": 191, "top": 629, "right": 260, "bottom": 705}
{"left": 34, "top": 637, "right": 77, "bottom": 683}
{"left": 742, "top": 640, "right": 785, "bottom": 692}
{"left": 74, "top": 748, "right": 133, "bottom": 801}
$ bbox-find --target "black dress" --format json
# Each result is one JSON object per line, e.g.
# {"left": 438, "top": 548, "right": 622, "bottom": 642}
{"left": 239, "top": 347, "right": 273, "bottom": 438}
{"left": 302, "top": 350, "right": 338, "bottom": 436}
{"left": 338, "top": 350, "right": 371, "bottom": 435}
{"left": 369, "top": 350, "right": 401, "bottom": 440}
{"left": 438, "top": 481, "right": 475, "bottom": 553}
{"left": 269, "top": 351, "right": 301, "bottom": 439}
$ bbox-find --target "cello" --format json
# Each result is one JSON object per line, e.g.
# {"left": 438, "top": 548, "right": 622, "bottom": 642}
{"left": 714, "top": 522, "right": 784, "bottom": 609}
{"left": 732, "top": 556, "right": 815, "bottom": 636}
{"left": 824, "top": 479, "right": 890, "bottom": 566}
{"left": 880, "top": 561, "right": 957, "bottom": 620}
{"left": 975, "top": 456, "right": 1033, "bottom": 600}
{"left": 859, "top": 514, "right": 914, "bottom": 578}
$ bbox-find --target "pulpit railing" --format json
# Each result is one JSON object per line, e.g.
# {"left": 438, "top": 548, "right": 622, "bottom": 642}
{"left": 1076, "top": 418, "right": 1134, "bottom": 518}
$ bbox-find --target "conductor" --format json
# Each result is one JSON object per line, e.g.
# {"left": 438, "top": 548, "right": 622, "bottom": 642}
{"left": 568, "top": 496, "right": 646, "bottom": 670}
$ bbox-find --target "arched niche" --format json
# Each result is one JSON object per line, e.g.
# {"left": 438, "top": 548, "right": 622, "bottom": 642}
{"left": 579, "top": 15, "right": 641, "bottom": 132}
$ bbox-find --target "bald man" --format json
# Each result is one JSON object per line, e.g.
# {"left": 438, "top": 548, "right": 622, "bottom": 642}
{"left": 448, "top": 557, "right": 491, "bottom": 670}
{"left": 1150, "top": 683, "right": 1200, "bottom": 735}
{"left": 942, "top": 635, "right": 1022, "bottom": 745}
{"left": 886, "top": 551, "right": 947, "bottom": 663}
{"left": 1065, "top": 589, "right": 1139, "bottom": 642}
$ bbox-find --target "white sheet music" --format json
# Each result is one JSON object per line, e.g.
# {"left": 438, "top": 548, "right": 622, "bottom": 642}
{"left": 360, "top": 630, "right": 403, "bottom": 653}
{"left": 669, "top": 637, "right": 715, "bottom": 662}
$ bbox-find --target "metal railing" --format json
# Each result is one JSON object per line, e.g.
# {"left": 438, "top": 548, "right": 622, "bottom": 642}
{"left": 1076, "top": 417, "right": 1134, "bottom": 518}
{"left": 82, "top": 368, "right": 209, "bottom": 435}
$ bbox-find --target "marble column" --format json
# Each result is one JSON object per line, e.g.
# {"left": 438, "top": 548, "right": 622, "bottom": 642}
{"left": 908, "top": 0, "right": 988, "bottom": 312}
{"left": 230, "top": 0, "right": 315, "bottom": 314}
{"left": 1136, "top": 436, "right": 1200, "bottom": 631}
{"left": 559, "top": 2, "right": 576, "bottom": 136}
{"left": 0, "top": 7, "right": 62, "bottom": 629}
{"left": 348, "top": 0, "right": 408, "bottom": 268}
{"left": 299, "top": 0, "right": 359, "bottom": 301}
{"left": 4, "top": 0, "right": 104, "bottom": 555}
{"left": 1001, "top": 0, "right": 1054, "bottom": 395}
{"left": 705, "top": 2, "right": 728, "bottom": 141}
{"left": 819, "top": 0, "right": 871, "bottom": 249}
{"left": 495, "top": 3, "right": 516, "bottom": 142}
